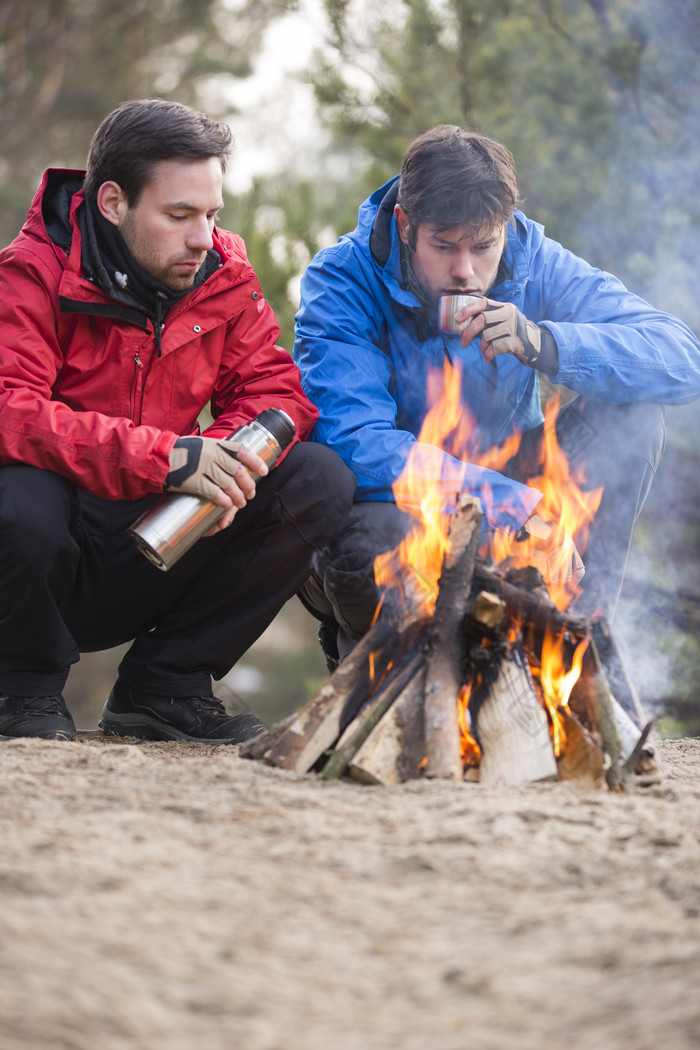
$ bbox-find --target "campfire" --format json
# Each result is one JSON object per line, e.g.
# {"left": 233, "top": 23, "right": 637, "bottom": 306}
{"left": 242, "top": 365, "right": 658, "bottom": 791}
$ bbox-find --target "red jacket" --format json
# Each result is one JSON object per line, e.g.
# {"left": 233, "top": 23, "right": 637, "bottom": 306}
{"left": 0, "top": 168, "right": 318, "bottom": 500}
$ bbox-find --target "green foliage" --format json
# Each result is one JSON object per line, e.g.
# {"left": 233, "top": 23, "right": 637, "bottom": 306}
{"left": 226, "top": 175, "right": 336, "bottom": 351}
{"left": 231, "top": 0, "right": 700, "bottom": 340}
{"left": 0, "top": 0, "right": 292, "bottom": 245}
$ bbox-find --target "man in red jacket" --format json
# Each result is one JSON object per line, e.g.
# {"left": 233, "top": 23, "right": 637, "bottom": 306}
{"left": 0, "top": 99, "right": 354, "bottom": 743}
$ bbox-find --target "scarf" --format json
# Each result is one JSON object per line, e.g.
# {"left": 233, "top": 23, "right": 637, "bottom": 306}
{"left": 79, "top": 197, "right": 220, "bottom": 355}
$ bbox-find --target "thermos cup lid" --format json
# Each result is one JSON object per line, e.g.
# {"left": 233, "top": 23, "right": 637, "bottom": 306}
{"left": 254, "top": 407, "right": 295, "bottom": 449}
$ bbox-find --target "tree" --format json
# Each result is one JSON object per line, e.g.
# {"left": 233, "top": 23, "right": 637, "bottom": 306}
{"left": 0, "top": 0, "right": 294, "bottom": 246}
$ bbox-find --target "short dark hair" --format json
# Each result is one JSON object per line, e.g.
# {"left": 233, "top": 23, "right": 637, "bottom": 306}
{"left": 83, "top": 98, "right": 234, "bottom": 203}
{"left": 397, "top": 125, "right": 520, "bottom": 247}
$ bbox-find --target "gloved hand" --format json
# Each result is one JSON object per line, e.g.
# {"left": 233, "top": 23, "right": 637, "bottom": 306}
{"left": 480, "top": 300, "right": 543, "bottom": 366}
{"left": 165, "top": 436, "right": 267, "bottom": 505}
{"left": 515, "top": 512, "right": 585, "bottom": 586}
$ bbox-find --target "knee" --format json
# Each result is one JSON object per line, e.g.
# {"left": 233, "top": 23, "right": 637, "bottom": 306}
{"left": 563, "top": 399, "right": 666, "bottom": 471}
{"left": 272, "top": 442, "right": 357, "bottom": 546}
{"left": 0, "top": 466, "right": 77, "bottom": 563}
{"left": 323, "top": 500, "right": 413, "bottom": 621}
{"left": 607, "top": 401, "right": 666, "bottom": 469}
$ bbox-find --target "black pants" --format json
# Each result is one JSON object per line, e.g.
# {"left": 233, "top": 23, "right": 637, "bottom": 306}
{"left": 302, "top": 399, "right": 666, "bottom": 657}
{"left": 0, "top": 443, "right": 355, "bottom": 697}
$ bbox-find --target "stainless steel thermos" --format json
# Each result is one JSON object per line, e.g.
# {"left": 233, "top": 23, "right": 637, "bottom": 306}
{"left": 128, "top": 408, "right": 295, "bottom": 571}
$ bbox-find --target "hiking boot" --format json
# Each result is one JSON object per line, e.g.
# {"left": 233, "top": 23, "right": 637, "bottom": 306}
{"left": 318, "top": 617, "right": 340, "bottom": 674}
{"left": 0, "top": 693, "right": 77, "bottom": 741}
{"left": 99, "top": 679, "right": 265, "bottom": 744}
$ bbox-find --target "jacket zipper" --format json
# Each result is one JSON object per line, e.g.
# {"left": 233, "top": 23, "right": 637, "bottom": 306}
{"left": 131, "top": 351, "right": 145, "bottom": 423}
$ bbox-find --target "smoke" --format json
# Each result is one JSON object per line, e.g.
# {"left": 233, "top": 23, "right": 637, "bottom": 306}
{"left": 613, "top": 402, "right": 700, "bottom": 724}
{"left": 563, "top": 2, "right": 700, "bottom": 728}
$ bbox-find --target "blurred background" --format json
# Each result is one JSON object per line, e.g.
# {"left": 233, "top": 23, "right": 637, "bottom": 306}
{"left": 2, "top": 0, "right": 699, "bottom": 732}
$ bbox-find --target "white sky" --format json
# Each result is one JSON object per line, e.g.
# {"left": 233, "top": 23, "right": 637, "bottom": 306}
{"left": 219, "top": 3, "right": 326, "bottom": 193}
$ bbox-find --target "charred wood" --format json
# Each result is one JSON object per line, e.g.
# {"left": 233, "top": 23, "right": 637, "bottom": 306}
{"left": 321, "top": 652, "right": 425, "bottom": 780}
{"left": 349, "top": 666, "right": 427, "bottom": 786}
{"left": 423, "top": 495, "right": 482, "bottom": 780}
{"left": 472, "top": 561, "right": 590, "bottom": 639}
{"left": 261, "top": 609, "right": 404, "bottom": 773}
{"left": 471, "top": 640, "right": 558, "bottom": 786}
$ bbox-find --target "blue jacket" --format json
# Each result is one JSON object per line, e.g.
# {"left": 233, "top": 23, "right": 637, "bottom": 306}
{"left": 294, "top": 176, "right": 700, "bottom": 531}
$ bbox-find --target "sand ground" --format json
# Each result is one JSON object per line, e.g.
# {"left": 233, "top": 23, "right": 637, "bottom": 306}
{"left": 1, "top": 733, "right": 699, "bottom": 1050}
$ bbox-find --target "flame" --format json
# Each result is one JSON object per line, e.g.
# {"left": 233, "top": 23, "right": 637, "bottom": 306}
{"left": 374, "top": 362, "right": 468, "bottom": 617}
{"left": 375, "top": 361, "right": 602, "bottom": 614}
{"left": 369, "top": 650, "right": 389, "bottom": 685}
{"left": 457, "top": 681, "right": 481, "bottom": 767}
{"left": 372, "top": 359, "right": 602, "bottom": 765}
{"left": 486, "top": 396, "right": 602, "bottom": 610}
{"left": 532, "top": 631, "right": 588, "bottom": 754}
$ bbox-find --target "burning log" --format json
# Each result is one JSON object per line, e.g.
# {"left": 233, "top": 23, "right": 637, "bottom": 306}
{"left": 469, "top": 640, "right": 558, "bottom": 786}
{"left": 423, "top": 494, "right": 482, "bottom": 780}
{"left": 554, "top": 706, "right": 605, "bottom": 789}
{"left": 571, "top": 638, "right": 625, "bottom": 790}
{"left": 472, "top": 560, "right": 590, "bottom": 639}
{"left": 260, "top": 608, "right": 405, "bottom": 773}
{"left": 321, "top": 652, "right": 425, "bottom": 780}
{"left": 567, "top": 637, "right": 659, "bottom": 789}
{"left": 347, "top": 667, "right": 427, "bottom": 785}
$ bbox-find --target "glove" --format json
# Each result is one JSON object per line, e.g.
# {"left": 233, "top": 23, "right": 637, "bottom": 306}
{"left": 166, "top": 436, "right": 251, "bottom": 503}
{"left": 514, "top": 512, "right": 585, "bottom": 586}
{"left": 480, "top": 300, "right": 543, "bottom": 366}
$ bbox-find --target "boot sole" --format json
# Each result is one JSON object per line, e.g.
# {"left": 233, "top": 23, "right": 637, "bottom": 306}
{"left": 98, "top": 711, "right": 263, "bottom": 745}
{"left": 0, "top": 731, "right": 76, "bottom": 741}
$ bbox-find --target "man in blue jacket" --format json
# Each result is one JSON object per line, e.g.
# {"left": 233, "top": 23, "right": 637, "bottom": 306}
{"left": 294, "top": 125, "right": 700, "bottom": 665}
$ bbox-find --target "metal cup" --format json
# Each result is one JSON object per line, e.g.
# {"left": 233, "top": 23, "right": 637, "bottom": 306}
{"left": 438, "top": 294, "right": 485, "bottom": 334}
{"left": 128, "top": 408, "right": 295, "bottom": 571}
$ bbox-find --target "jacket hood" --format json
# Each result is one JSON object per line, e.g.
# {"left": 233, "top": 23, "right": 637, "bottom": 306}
{"left": 41, "top": 169, "right": 85, "bottom": 250}
{"left": 14, "top": 168, "right": 85, "bottom": 251}
{"left": 367, "top": 177, "right": 400, "bottom": 268}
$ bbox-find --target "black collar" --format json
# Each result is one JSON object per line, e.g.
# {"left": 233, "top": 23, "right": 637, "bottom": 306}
{"left": 77, "top": 197, "right": 220, "bottom": 353}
